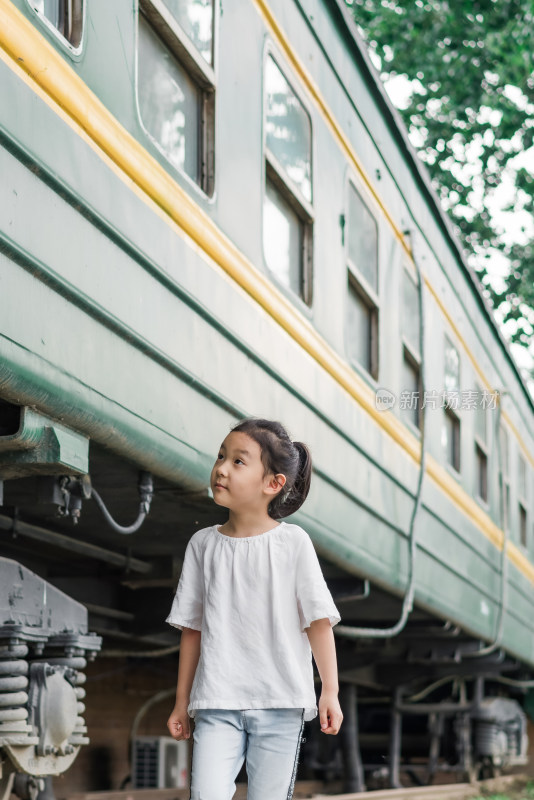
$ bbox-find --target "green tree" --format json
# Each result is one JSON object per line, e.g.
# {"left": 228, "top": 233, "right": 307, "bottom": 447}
{"left": 346, "top": 0, "right": 534, "bottom": 371}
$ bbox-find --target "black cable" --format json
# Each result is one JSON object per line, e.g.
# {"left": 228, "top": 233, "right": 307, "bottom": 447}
{"left": 90, "top": 471, "right": 153, "bottom": 535}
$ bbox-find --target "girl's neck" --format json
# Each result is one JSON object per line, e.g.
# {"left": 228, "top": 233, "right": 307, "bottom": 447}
{"left": 220, "top": 510, "right": 280, "bottom": 538}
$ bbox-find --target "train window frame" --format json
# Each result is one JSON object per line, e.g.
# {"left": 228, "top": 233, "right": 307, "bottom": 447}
{"left": 344, "top": 179, "right": 380, "bottom": 383}
{"left": 137, "top": 0, "right": 217, "bottom": 198}
{"left": 401, "top": 266, "right": 422, "bottom": 433}
{"left": 345, "top": 270, "right": 379, "bottom": 382}
{"left": 402, "top": 266, "right": 421, "bottom": 357}
{"left": 474, "top": 382, "right": 488, "bottom": 506}
{"left": 346, "top": 181, "right": 379, "bottom": 293}
{"left": 401, "top": 345, "right": 422, "bottom": 433}
{"left": 499, "top": 424, "right": 510, "bottom": 534}
{"left": 442, "top": 333, "right": 461, "bottom": 475}
{"left": 26, "top": 0, "right": 85, "bottom": 56}
{"left": 518, "top": 452, "right": 528, "bottom": 549}
{"left": 443, "top": 406, "right": 461, "bottom": 475}
{"left": 444, "top": 334, "right": 460, "bottom": 394}
{"left": 262, "top": 49, "right": 314, "bottom": 309}
{"left": 519, "top": 502, "right": 527, "bottom": 549}
{"left": 475, "top": 442, "right": 488, "bottom": 505}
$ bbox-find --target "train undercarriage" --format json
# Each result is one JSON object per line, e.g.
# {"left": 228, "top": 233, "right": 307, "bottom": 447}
{"left": 0, "top": 401, "right": 531, "bottom": 796}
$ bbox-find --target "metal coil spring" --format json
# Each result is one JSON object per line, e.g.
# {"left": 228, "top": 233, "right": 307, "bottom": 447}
{"left": 0, "top": 644, "right": 29, "bottom": 724}
{"left": 31, "top": 656, "right": 87, "bottom": 670}
{"left": 0, "top": 648, "right": 90, "bottom": 728}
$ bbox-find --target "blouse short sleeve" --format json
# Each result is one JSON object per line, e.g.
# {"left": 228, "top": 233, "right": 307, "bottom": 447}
{"left": 295, "top": 532, "right": 341, "bottom": 632}
{"left": 166, "top": 537, "right": 203, "bottom": 631}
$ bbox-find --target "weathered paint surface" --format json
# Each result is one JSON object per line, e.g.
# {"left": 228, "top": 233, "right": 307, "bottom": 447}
{"left": 0, "top": 0, "right": 533, "bottom": 668}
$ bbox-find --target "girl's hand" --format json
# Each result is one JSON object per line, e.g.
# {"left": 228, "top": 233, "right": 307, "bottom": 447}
{"left": 318, "top": 690, "right": 343, "bottom": 735}
{"left": 167, "top": 703, "right": 191, "bottom": 741}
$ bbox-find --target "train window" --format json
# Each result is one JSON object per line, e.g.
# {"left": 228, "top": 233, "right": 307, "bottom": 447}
{"left": 501, "top": 426, "right": 509, "bottom": 474}
{"left": 443, "top": 338, "right": 460, "bottom": 472}
{"left": 401, "top": 269, "right": 421, "bottom": 430}
{"left": 138, "top": 0, "right": 216, "bottom": 196}
{"left": 518, "top": 453, "right": 528, "bottom": 547}
{"left": 402, "top": 270, "right": 420, "bottom": 356}
{"left": 263, "top": 55, "right": 313, "bottom": 305}
{"left": 346, "top": 272, "right": 378, "bottom": 379}
{"left": 347, "top": 183, "right": 378, "bottom": 292}
{"left": 475, "top": 443, "right": 488, "bottom": 503}
{"left": 158, "top": 0, "right": 214, "bottom": 65}
{"left": 499, "top": 425, "right": 510, "bottom": 532}
{"left": 474, "top": 389, "right": 486, "bottom": 444}
{"left": 138, "top": 19, "right": 200, "bottom": 181}
{"left": 345, "top": 182, "right": 379, "bottom": 380}
{"left": 519, "top": 453, "right": 527, "bottom": 498}
{"left": 263, "top": 176, "right": 304, "bottom": 296}
{"left": 29, "top": 0, "right": 83, "bottom": 48}
{"left": 442, "top": 407, "right": 461, "bottom": 473}
{"left": 401, "top": 347, "right": 421, "bottom": 430}
{"left": 519, "top": 503, "right": 527, "bottom": 547}
{"left": 265, "top": 57, "right": 312, "bottom": 204}
{"left": 474, "top": 382, "right": 488, "bottom": 503}
{"left": 444, "top": 336, "right": 460, "bottom": 393}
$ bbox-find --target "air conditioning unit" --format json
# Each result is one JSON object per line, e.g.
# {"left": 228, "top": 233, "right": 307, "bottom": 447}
{"left": 133, "top": 736, "right": 189, "bottom": 788}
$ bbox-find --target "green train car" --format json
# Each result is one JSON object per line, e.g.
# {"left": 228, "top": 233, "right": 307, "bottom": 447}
{"left": 0, "top": 0, "right": 533, "bottom": 795}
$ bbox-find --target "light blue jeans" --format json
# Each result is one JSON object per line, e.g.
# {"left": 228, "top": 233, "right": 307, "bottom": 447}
{"left": 189, "top": 708, "right": 306, "bottom": 800}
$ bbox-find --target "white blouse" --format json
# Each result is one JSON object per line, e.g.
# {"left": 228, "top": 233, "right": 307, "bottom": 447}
{"left": 166, "top": 521, "right": 341, "bottom": 721}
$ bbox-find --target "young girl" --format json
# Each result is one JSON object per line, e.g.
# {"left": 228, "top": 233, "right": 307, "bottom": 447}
{"left": 166, "top": 418, "right": 343, "bottom": 800}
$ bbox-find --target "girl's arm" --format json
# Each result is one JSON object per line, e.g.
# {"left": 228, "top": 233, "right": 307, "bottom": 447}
{"left": 306, "top": 618, "right": 343, "bottom": 734}
{"left": 167, "top": 627, "right": 201, "bottom": 740}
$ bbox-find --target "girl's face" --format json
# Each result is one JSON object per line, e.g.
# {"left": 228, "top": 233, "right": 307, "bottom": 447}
{"left": 210, "top": 431, "right": 285, "bottom": 513}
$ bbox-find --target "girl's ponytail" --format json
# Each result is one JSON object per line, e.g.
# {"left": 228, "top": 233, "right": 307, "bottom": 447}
{"left": 269, "top": 441, "right": 312, "bottom": 519}
{"left": 282, "top": 441, "right": 311, "bottom": 517}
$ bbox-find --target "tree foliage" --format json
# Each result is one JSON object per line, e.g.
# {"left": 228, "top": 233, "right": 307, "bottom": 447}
{"left": 346, "top": 0, "right": 534, "bottom": 361}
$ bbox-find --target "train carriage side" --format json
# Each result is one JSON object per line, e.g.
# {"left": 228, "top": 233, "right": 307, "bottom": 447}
{"left": 0, "top": 0, "right": 534, "bottom": 792}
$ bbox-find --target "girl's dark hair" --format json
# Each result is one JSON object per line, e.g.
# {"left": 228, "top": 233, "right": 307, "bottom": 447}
{"left": 230, "top": 418, "right": 312, "bottom": 519}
